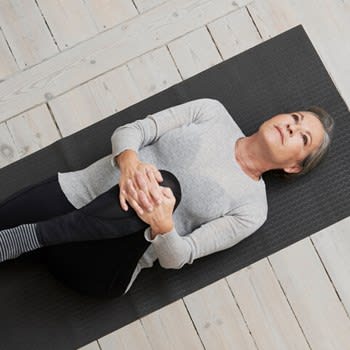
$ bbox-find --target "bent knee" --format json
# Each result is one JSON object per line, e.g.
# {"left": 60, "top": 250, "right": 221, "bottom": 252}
{"left": 158, "top": 170, "right": 182, "bottom": 211}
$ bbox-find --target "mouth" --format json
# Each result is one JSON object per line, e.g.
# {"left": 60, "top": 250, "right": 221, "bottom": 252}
{"left": 274, "top": 125, "right": 284, "bottom": 144}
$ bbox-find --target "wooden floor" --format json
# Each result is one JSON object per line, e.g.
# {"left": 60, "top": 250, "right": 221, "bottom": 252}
{"left": 0, "top": 0, "right": 349, "bottom": 349}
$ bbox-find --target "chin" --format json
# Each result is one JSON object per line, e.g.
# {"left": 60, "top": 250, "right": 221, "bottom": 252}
{"left": 259, "top": 126, "right": 280, "bottom": 158}
{"left": 261, "top": 124, "right": 278, "bottom": 145}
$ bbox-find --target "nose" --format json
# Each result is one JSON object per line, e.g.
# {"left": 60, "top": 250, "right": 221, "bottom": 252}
{"left": 286, "top": 123, "right": 302, "bottom": 136}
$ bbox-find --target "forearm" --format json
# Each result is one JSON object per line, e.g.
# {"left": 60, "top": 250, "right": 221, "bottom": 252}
{"left": 145, "top": 225, "right": 192, "bottom": 269}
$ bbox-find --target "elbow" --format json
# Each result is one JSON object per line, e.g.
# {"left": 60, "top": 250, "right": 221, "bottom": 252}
{"left": 257, "top": 214, "right": 268, "bottom": 230}
{"left": 110, "top": 132, "right": 118, "bottom": 145}
{"left": 159, "top": 258, "right": 186, "bottom": 270}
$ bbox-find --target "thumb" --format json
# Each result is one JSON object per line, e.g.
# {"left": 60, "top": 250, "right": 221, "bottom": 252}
{"left": 153, "top": 168, "right": 163, "bottom": 182}
{"left": 162, "top": 187, "right": 173, "bottom": 198}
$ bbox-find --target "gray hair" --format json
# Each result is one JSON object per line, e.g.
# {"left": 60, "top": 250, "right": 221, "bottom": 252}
{"left": 267, "top": 105, "right": 335, "bottom": 182}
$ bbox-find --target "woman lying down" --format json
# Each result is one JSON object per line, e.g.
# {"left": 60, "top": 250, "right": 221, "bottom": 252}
{"left": 0, "top": 98, "right": 334, "bottom": 299}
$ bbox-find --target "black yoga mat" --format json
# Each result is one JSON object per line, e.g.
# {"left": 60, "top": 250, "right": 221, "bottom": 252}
{"left": 0, "top": 25, "right": 349, "bottom": 350}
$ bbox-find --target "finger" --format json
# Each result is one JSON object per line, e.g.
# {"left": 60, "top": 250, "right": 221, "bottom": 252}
{"left": 151, "top": 166, "right": 163, "bottom": 182}
{"left": 129, "top": 197, "right": 144, "bottom": 215}
{"left": 162, "top": 188, "right": 176, "bottom": 205}
{"left": 135, "top": 171, "right": 149, "bottom": 194}
{"left": 146, "top": 169, "right": 163, "bottom": 204}
{"left": 126, "top": 179, "right": 139, "bottom": 201}
{"left": 135, "top": 171, "right": 156, "bottom": 206}
{"left": 127, "top": 178, "right": 153, "bottom": 210}
{"left": 119, "top": 190, "right": 128, "bottom": 211}
{"left": 139, "top": 190, "right": 154, "bottom": 212}
{"left": 162, "top": 187, "right": 173, "bottom": 198}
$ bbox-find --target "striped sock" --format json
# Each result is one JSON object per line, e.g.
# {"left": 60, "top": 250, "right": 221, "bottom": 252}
{"left": 0, "top": 223, "right": 42, "bottom": 262}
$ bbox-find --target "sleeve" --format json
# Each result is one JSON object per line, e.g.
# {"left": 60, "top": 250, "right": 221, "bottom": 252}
{"left": 143, "top": 205, "right": 268, "bottom": 269}
{"left": 110, "top": 98, "right": 224, "bottom": 167}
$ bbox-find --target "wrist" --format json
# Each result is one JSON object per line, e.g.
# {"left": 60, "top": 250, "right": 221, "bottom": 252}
{"left": 150, "top": 220, "right": 174, "bottom": 236}
{"left": 115, "top": 150, "right": 139, "bottom": 169}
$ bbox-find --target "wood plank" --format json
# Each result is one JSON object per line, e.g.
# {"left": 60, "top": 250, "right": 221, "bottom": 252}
{"left": 48, "top": 46, "right": 181, "bottom": 136}
{"left": 125, "top": 46, "right": 181, "bottom": 100}
{"left": 184, "top": 279, "right": 257, "bottom": 349}
{"left": 269, "top": 238, "right": 350, "bottom": 349}
{"left": 311, "top": 216, "right": 350, "bottom": 316}
{"left": 140, "top": 299, "right": 204, "bottom": 350}
{"left": 36, "top": 0, "right": 98, "bottom": 50}
{"left": 48, "top": 83, "right": 105, "bottom": 137}
{"left": 84, "top": 0, "right": 138, "bottom": 32}
{"left": 0, "top": 104, "right": 60, "bottom": 169}
{"left": 0, "top": 0, "right": 252, "bottom": 122}
{"left": 247, "top": 0, "right": 350, "bottom": 108}
{"left": 77, "top": 341, "right": 100, "bottom": 350}
{"left": 0, "top": 0, "right": 58, "bottom": 69}
{"left": 0, "top": 122, "right": 20, "bottom": 168}
{"left": 0, "top": 29, "right": 19, "bottom": 80}
{"left": 90, "top": 65, "right": 143, "bottom": 112}
{"left": 6, "top": 104, "right": 60, "bottom": 156}
{"left": 168, "top": 27, "right": 222, "bottom": 79}
{"left": 133, "top": 0, "right": 169, "bottom": 13}
{"left": 226, "top": 258, "right": 310, "bottom": 349}
{"left": 207, "top": 7, "right": 262, "bottom": 60}
{"left": 98, "top": 320, "right": 152, "bottom": 350}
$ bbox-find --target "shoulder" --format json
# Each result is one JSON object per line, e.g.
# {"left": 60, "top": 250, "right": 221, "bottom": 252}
{"left": 196, "top": 97, "right": 223, "bottom": 106}
{"left": 192, "top": 98, "right": 227, "bottom": 113}
{"left": 200, "top": 98, "right": 243, "bottom": 131}
{"left": 201, "top": 98, "right": 228, "bottom": 114}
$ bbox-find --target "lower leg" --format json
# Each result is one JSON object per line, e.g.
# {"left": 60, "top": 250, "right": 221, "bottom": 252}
{"left": 0, "top": 173, "right": 75, "bottom": 263}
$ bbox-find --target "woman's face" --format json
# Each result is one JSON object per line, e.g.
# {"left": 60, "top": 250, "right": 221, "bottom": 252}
{"left": 258, "top": 111, "right": 325, "bottom": 173}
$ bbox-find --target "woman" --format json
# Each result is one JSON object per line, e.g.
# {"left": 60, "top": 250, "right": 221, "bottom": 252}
{"left": 0, "top": 98, "right": 334, "bottom": 298}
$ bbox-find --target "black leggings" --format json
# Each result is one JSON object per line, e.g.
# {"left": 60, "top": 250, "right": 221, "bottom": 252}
{"left": 0, "top": 174, "right": 76, "bottom": 229}
{"left": 0, "top": 170, "right": 182, "bottom": 299}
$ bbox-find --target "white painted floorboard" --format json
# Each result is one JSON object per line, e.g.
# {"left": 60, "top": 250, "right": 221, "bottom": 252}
{"left": 0, "top": 1, "right": 349, "bottom": 349}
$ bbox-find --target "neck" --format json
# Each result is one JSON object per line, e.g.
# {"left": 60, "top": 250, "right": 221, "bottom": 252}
{"left": 235, "top": 135, "right": 272, "bottom": 180}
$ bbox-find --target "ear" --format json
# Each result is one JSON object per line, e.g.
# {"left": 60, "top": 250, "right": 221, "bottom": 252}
{"left": 283, "top": 163, "right": 303, "bottom": 174}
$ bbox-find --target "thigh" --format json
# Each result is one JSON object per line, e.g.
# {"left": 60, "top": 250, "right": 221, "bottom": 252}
{"left": 35, "top": 183, "right": 148, "bottom": 246}
{"left": 0, "top": 174, "right": 76, "bottom": 230}
{"left": 38, "top": 169, "right": 183, "bottom": 245}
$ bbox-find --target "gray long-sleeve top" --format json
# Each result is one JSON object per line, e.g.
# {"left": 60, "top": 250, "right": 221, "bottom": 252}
{"left": 57, "top": 98, "right": 268, "bottom": 294}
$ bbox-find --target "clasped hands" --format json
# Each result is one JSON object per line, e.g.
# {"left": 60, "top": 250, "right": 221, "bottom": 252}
{"left": 118, "top": 164, "right": 176, "bottom": 229}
